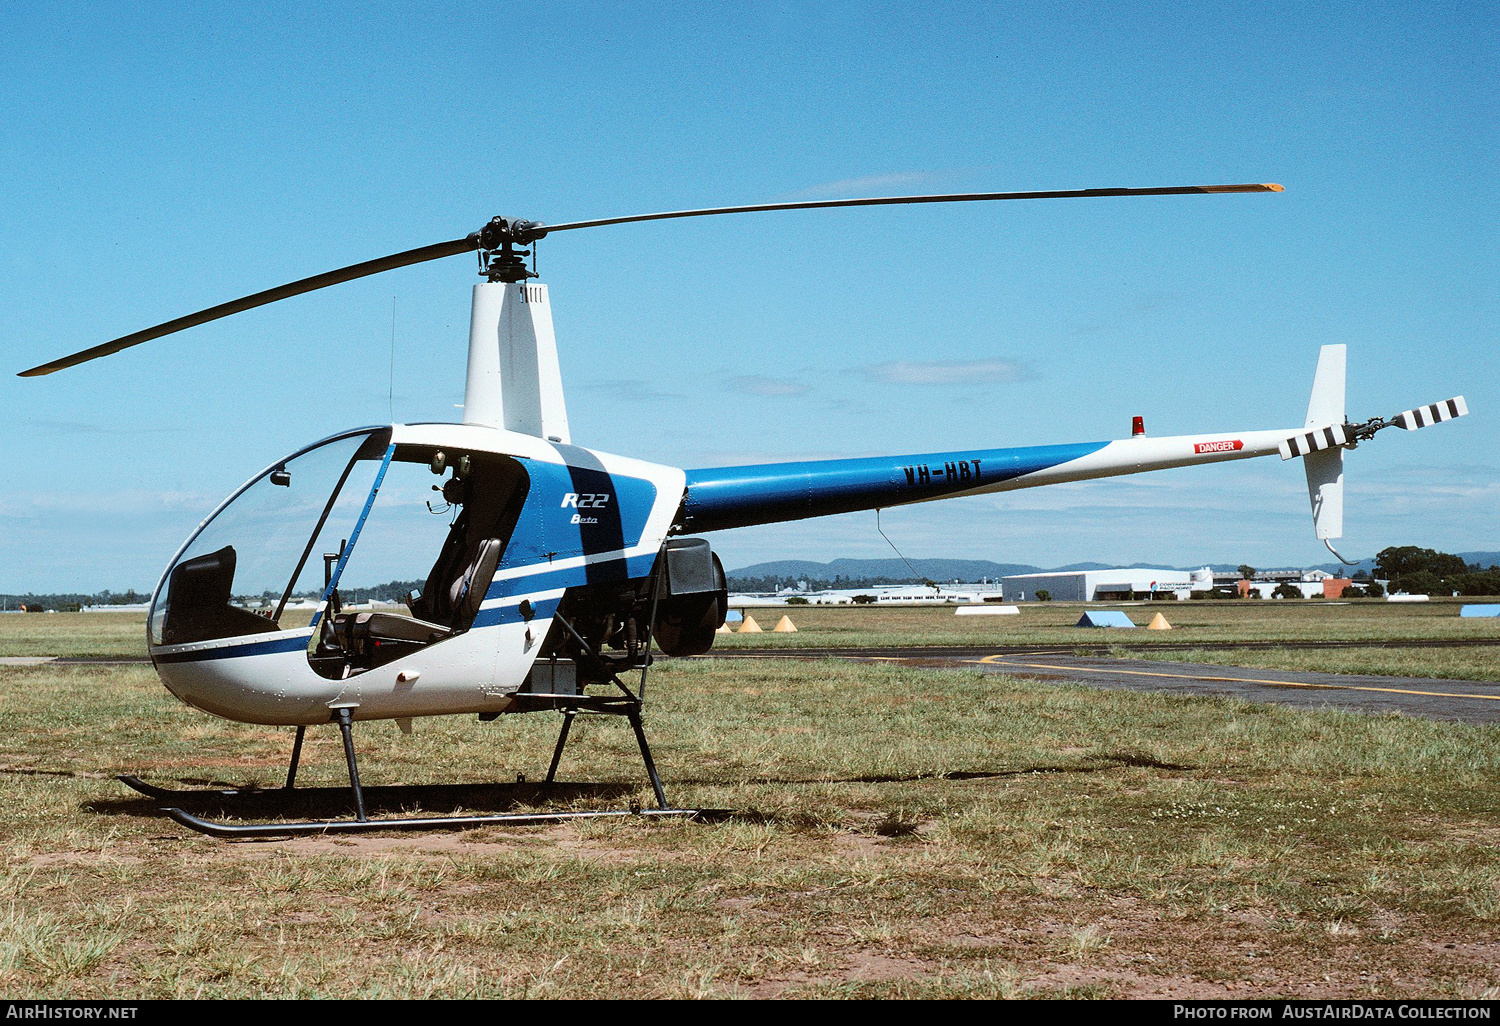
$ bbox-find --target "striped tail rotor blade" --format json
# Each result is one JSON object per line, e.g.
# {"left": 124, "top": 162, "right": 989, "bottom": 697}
{"left": 1279, "top": 423, "right": 1349, "bottom": 461}
{"left": 1394, "top": 396, "right": 1468, "bottom": 431}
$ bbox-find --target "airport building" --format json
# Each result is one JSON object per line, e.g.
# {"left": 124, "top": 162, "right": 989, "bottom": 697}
{"left": 732, "top": 568, "right": 1366, "bottom": 606}
{"left": 731, "top": 584, "right": 1005, "bottom": 606}
{"left": 1001, "top": 567, "right": 1214, "bottom": 602}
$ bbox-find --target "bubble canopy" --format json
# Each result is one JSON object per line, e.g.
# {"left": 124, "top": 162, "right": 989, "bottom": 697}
{"left": 149, "top": 429, "right": 391, "bottom": 646}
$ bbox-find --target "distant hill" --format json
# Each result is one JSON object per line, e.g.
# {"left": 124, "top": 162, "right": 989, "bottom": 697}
{"left": 727, "top": 551, "right": 1500, "bottom": 585}
{"left": 727, "top": 558, "right": 1041, "bottom": 583}
{"left": 726, "top": 558, "right": 1237, "bottom": 584}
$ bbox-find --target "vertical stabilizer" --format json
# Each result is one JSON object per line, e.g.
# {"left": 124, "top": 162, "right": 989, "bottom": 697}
{"left": 1303, "top": 344, "right": 1347, "bottom": 548}
{"left": 1305, "top": 447, "right": 1344, "bottom": 540}
{"left": 462, "top": 282, "right": 571, "bottom": 442}
{"left": 1305, "top": 343, "right": 1345, "bottom": 428}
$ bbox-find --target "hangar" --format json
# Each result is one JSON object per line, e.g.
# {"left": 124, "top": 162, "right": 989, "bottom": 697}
{"left": 1002, "top": 567, "right": 1214, "bottom": 602}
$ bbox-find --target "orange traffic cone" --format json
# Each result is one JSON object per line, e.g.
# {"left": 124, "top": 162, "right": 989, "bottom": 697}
{"left": 738, "top": 614, "right": 763, "bottom": 633}
{"left": 1147, "top": 612, "right": 1172, "bottom": 630}
{"left": 772, "top": 615, "right": 797, "bottom": 633}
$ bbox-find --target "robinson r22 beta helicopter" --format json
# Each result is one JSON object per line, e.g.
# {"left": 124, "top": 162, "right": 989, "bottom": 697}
{"left": 20, "top": 183, "right": 1468, "bottom": 836}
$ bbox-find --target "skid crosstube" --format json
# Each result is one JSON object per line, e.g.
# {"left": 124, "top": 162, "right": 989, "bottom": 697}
{"left": 164, "top": 805, "right": 717, "bottom": 838}
{"left": 125, "top": 672, "right": 693, "bottom": 838}
{"left": 129, "top": 601, "right": 696, "bottom": 838}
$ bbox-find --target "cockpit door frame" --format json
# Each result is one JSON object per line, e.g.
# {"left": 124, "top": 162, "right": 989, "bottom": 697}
{"left": 308, "top": 442, "right": 397, "bottom": 630}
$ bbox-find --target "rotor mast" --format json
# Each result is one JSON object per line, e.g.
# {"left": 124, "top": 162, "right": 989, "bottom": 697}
{"left": 460, "top": 217, "right": 570, "bottom": 441}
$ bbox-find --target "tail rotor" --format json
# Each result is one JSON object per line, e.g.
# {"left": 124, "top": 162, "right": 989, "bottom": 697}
{"left": 1277, "top": 344, "right": 1468, "bottom": 564}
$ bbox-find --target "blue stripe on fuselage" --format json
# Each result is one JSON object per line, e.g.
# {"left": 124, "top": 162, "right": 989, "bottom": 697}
{"left": 484, "top": 551, "right": 659, "bottom": 603}
{"left": 151, "top": 555, "right": 660, "bottom": 662}
{"left": 679, "top": 441, "right": 1109, "bottom": 532}
{"left": 151, "top": 632, "right": 312, "bottom": 664}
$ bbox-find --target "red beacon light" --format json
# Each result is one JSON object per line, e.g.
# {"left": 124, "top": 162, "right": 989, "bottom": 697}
{"left": 1132, "top": 416, "right": 1145, "bottom": 437}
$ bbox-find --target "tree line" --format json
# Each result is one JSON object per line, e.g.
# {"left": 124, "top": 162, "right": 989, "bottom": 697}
{"left": 0, "top": 589, "right": 148, "bottom": 612}
{"left": 1375, "top": 547, "right": 1500, "bottom": 597}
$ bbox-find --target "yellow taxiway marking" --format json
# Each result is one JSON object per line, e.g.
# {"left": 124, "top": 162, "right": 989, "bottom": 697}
{"left": 969, "top": 655, "right": 1500, "bottom": 703}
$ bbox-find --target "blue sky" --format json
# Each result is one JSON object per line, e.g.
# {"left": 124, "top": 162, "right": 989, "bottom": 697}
{"left": 1, "top": 2, "right": 1495, "bottom": 592}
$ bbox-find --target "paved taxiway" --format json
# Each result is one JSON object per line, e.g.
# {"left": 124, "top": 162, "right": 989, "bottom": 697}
{"left": 710, "top": 647, "right": 1500, "bottom": 725}
{"left": 25, "top": 648, "right": 1500, "bottom": 725}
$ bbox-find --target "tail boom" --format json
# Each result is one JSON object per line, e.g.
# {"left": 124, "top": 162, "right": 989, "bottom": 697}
{"left": 676, "top": 343, "right": 1467, "bottom": 545}
{"left": 679, "top": 428, "right": 1294, "bottom": 533}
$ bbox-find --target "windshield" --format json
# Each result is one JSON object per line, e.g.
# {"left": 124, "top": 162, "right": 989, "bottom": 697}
{"left": 149, "top": 429, "right": 390, "bottom": 646}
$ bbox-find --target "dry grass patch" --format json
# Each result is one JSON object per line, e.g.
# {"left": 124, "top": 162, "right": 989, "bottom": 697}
{"left": 1, "top": 655, "right": 1498, "bottom": 997}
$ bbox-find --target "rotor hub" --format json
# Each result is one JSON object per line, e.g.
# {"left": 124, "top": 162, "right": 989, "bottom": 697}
{"left": 472, "top": 217, "right": 548, "bottom": 283}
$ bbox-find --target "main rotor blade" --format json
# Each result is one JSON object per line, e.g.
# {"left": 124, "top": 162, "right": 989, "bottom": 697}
{"left": 20, "top": 182, "right": 1282, "bottom": 377}
{"left": 538, "top": 183, "right": 1284, "bottom": 236}
{"left": 19, "top": 235, "right": 477, "bottom": 376}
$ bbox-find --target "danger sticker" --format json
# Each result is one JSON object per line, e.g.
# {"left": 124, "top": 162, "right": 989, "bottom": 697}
{"left": 1194, "top": 440, "right": 1244, "bottom": 454}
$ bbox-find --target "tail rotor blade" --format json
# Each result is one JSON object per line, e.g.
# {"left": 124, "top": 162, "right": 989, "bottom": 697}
{"left": 1394, "top": 396, "right": 1468, "bottom": 430}
{"left": 1280, "top": 424, "right": 1349, "bottom": 461}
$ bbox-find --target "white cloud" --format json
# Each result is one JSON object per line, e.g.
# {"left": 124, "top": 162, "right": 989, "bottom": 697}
{"left": 20, "top": 419, "right": 190, "bottom": 436}
{"left": 578, "top": 378, "right": 681, "bottom": 400}
{"left": 727, "top": 375, "right": 810, "bottom": 397}
{"left": 776, "top": 171, "right": 949, "bottom": 201}
{"left": 0, "top": 488, "right": 220, "bottom": 519}
{"left": 862, "top": 359, "right": 1034, "bottom": 386}
{"left": 1352, "top": 463, "right": 1500, "bottom": 507}
{"left": 684, "top": 448, "right": 864, "bottom": 467}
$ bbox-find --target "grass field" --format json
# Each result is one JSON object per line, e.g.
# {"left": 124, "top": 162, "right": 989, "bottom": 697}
{"left": 715, "top": 598, "right": 1500, "bottom": 651}
{"left": 9, "top": 598, "right": 1496, "bottom": 665}
{"left": 731, "top": 600, "right": 1500, "bottom": 682}
{"left": 2, "top": 607, "right": 1500, "bottom": 998}
{"left": 0, "top": 611, "right": 148, "bottom": 659}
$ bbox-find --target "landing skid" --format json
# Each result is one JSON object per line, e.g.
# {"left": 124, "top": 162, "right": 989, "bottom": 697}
{"left": 126, "top": 684, "right": 708, "bottom": 838}
{"left": 163, "top": 805, "right": 713, "bottom": 838}
{"left": 128, "top": 582, "right": 720, "bottom": 838}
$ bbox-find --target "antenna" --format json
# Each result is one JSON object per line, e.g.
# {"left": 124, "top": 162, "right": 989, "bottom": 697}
{"left": 876, "top": 508, "right": 927, "bottom": 587}
{"left": 388, "top": 296, "right": 396, "bottom": 424}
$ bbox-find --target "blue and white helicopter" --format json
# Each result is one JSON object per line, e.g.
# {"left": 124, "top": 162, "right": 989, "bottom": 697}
{"left": 20, "top": 184, "right": 1468, "bottom": 836}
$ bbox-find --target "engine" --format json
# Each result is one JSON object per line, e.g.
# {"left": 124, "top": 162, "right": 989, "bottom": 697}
{"left": 539, "top": 537, "right": 727, "bottom": 687}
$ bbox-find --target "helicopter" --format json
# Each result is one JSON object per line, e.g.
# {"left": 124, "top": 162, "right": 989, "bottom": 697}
{"left": 19, "top": 183, "right": 1468, "bottom": 837}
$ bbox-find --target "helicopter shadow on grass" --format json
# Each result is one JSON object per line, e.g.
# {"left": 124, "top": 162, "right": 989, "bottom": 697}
{"left": 77, "top": 753, "right": 1193, "bottom": 827}
{"left": 84, "top": 779, "right": 637, "bottom": 823}
{"left": 671, "top": 751, "right": 1195, "bottom": 788}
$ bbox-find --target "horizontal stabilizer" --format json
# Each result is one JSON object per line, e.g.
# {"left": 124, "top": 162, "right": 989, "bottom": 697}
{"left": 1395, "top": 396, "right": 1467, "bottom": 431}
{"left": 1280, "top": 423, "right": 1348, "bottom": 461}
